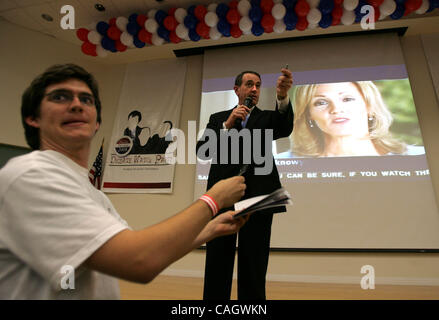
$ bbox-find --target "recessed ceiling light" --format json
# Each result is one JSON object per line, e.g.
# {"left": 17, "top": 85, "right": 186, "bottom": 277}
{"left": 41, "top": 13, "right": 53, "bottom": 22}
{"left": 95, "top": 3, "right": 105, "bottom": 12}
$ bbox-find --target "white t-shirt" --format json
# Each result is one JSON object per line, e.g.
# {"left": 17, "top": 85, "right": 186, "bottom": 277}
{"left": 0, "top": 150, "right": 130, "bottom": 299}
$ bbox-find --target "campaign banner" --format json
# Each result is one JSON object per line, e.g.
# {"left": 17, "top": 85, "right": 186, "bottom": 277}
{"left": 102, "top": 58, "right": 186, "bottom": 193}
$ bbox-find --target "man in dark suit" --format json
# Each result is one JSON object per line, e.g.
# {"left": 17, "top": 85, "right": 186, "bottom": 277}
{"left": 197, "top": 69, "right": 294, "bottom": 300}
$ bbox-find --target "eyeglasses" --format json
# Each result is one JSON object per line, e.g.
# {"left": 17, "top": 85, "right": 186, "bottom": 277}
{"left": 45, "top": 89, "right": 95, "bottom": 107}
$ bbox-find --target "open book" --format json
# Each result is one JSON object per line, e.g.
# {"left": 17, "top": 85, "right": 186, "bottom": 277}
{"left": 233, "top": 187, "right": 292, "bottom": 219}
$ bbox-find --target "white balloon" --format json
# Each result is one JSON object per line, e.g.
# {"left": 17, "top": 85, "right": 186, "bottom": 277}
{"left": 145, "top": 19, "right": 158, "bottom": 33}
{"left": 152, "top": 33, "right": 164, "bottom": 46}
{"left": 343, "top": 0, "right": 359, "bottom": 11}
{"left": 237, "top": 0, "right": 252, "bottom": 16}
{"left": 96, "top": 45, "right": 108, "bottom": 57}
{"left": 115, "top": 16, "right": 128, "bottom": 31}
{"left": 209, "top": 26, "right": 222, "bottom": 40}
{"left": 341, "top": 9, "right": 356, "bottom": 25}
{"left": 120, "top": 31, "right": 134, "bottom": 47}
{"left": 307, "top": 0, "right": 320, "bottom": 9}
{"left": 205, "top": 11, "right": 219, "bottom": 27}
{"left": 87, "top": 30, "right": 101, "bottom": 45}
{"left": 273, "top": 19, "right": 286, "bottom": 33}
{"left": 208, "top": 3, "right": 218, "bottom": 12}
{"left": 239, "top": 16, "right": 252, "bottom": 32}
{"left": 307, "top": 8, "right": 322, "bottom": 24}
{"left": 147, "top": 9, "right": 157, "bottom": 18}
{"left": 242, "top": 29, "right": 252, "bottom": 35}
{"left": 175, "top": 23, "right": 189, "bottom": 39}
{"left": 379, "top": 0, "right": 397, "bottom": 16}
{"left": 272, "top": 3, "right": 287, "bottom": 20}
{"left": 174, "top": 8, "right": 187, "bottom": 24}
{"left": 308, "top": 23, "right": 319, "bottom": 29}
{"left": 273, "top": 0, "right": 283, "bottom": 3}
{"left": 415, "top": 0, "right": 429, "bottom": 14}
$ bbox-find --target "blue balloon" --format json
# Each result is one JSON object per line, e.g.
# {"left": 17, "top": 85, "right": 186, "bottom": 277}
{"left": 101, "top": 36, "right": 115, "bottom": 51}
{"left": 133, "top": 35, "right": 145, "bottom": 48}
{"left": 217, "top": 19, "right": 231, "bottom": 37}
{"left": 128, "top": 13, "right": 138, "bottom": 23}
{"left": 249, "top": 6, "right": 263, "bottom": 22}
{"left": 96, "top": 21, "right": 109, "bottom": 36}
{"left": 319, "top": 14, "right": 332, "bottom": 28}
{"left": 319, "top": 0, "right": 335, "bottom": 15}
{"left": 155, "top": 10, "right": 168, "bottom": 25}
{"left": 394, "top": 0, "right": 406, "bottom": 4}
{"left": 216, "top": 3, "right": 229, "bottom": 18}
{"left": 187, "top": 5, "right": 196, "bottom": 16}
{"left": 251, "top": 22, "right": 264, "bottom": 36}
{"left": 283, "top": 0, "right": 297, "bottom": 9}
{"left": 184, "top": 14, "right": 198, "bottom": 29}
{"left": 390, "top": 4, "right": 405, "bottom": 19}
{"left": 189, "top": 29, "right": 201, "bottom": 41}
{"left": 157, "top": 26, "right": 170, "bottom": 42}
{"left": 251, "top": 0, "right": 261, "bottom": 6}
{"left": 431, "top": 0, "right": 439, "bottom": 8}
{"left": 284, "top": 10, "right": 298, "bottom": 30}
{"left": 354, "top": 0, "right": 368, "bottom": 22}
{"left": 126, "top": 21, "right": 140, "bottom": 35}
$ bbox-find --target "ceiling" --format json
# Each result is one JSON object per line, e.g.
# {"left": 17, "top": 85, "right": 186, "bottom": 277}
{"left": 1, "top": 0, "right": 438, "bottom": 64}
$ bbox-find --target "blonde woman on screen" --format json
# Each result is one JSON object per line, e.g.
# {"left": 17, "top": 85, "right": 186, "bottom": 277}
{"left": 287, "top": 81, "right": 424, "bottom": 157}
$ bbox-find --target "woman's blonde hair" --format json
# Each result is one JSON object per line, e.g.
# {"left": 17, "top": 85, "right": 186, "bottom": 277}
{"left": 291, "top": 81, "right": 407, "bottom": 156}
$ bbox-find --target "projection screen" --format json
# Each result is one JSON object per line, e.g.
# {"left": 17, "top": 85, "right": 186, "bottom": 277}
{"left": 194, "top": 32, "right": 439, "bottom": 250}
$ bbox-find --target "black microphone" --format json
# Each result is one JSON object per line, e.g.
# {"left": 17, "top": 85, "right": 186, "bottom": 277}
{"left": 234, "top": 96, "right": 253, "bottom": 128}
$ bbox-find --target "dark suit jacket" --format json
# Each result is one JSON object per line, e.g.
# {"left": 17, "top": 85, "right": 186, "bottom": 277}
{"left": 196, "top": 102, "right": 294, "bottom": 214}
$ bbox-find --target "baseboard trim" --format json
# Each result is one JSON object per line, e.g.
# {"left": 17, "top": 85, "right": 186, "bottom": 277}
{"left": 161, "top": 269, "right": 439, "bottom": 286}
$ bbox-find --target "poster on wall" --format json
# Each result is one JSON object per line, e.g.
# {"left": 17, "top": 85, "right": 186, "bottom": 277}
{"left": 102, "top": 58, "right": 186, "bottom": 193}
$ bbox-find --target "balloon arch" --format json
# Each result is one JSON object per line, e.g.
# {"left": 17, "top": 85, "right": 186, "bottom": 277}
{"left": 76, "top": 0, "right": 439, "bottom": 57}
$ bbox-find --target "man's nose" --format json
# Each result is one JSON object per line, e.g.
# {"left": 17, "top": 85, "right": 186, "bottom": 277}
{"left": 69, "top": 95, "right": 84, "bottom": 112}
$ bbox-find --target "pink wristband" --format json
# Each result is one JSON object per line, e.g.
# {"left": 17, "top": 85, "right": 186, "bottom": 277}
{"left": 200, "top": 194, "right": 219, "bottom": 216}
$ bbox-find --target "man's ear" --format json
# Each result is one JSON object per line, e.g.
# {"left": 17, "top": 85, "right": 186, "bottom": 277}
{"left": 233, "top": 85, "right": 239, "bottom": 96}
{"left": 95, "top": 121, "right": 100, "bottom": 135}
{"left": 25, "top": 116, "right": 40, "bottom": 128}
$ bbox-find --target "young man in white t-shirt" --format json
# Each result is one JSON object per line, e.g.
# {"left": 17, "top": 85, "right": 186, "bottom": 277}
{"left": 0, "top": 64, "right": 247, "bottom": 299}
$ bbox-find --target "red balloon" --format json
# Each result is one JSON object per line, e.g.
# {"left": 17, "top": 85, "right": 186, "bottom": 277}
{"left": 366, "top": 0, "right": 384, "bottom": 7}
{"left": 164, "top": 15, "right": 178, "bottom": 31}
{"left": 332, "top": 5, "right": 343, "bottom": 19}
{"left": 295, "top": 0, "right": 310, "bottom": 17}
{"left": 226, "top": 8, "right": 240, "bottom": 25}
{"left": 331, "top": 17, "right": 341, "bottom": 25}
{"left": 76, "top": 28, "right": 89, "bottom": 41}
{"left": 296, "top": 16, "right": 308, "bottom": 31}
{"left": 168, "top": 7, "right": 177, "bottom": 16}
{"left": 229, "top": 0, "right": 239, "bottom": 9}
{"left": 261, "top": 14, "right": 275, "bottom": 32}
{"left": 260, "top": 0, "right": 274, "bottom": 13}
{"left": 136, "top": 14, "right": 147, "bottom": 27}
{"left": 405, "top": 0, "right": 422, "bottom": 12}
{"left": 373, "top": 6, "right": 380, "bottom": 21}
{"left": 334, "top": 0, "right": 344, "bottom": 5}
{"left": 170, "top": 31, "right": 182, "bottom": 43}
{"left": 196, "top": 21, "right": 210, "bottom": 39}
{"left": 107, "top": 25, "right": 121, "bottom": 40}
{"left": 138, "top": 28, "right": 152, "bottom": 44}
{"left": 81, "top": 41, "right": 97, "bottom": 56}
{"left": 109, "top": 17, "right": 116, "bottom": 25}
{"left": 194, "top": 5, "right": 207, "bottom": 20}
{"left": 115, "top": 40, "right": 127, "bottom": 52}
{"left": 230, "top": 24, "right": 243, "bottom": 38}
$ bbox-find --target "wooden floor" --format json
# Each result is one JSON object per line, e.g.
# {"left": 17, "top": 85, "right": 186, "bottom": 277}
{"left": 119, "top": 275, "right": 439, "bottom": 300}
